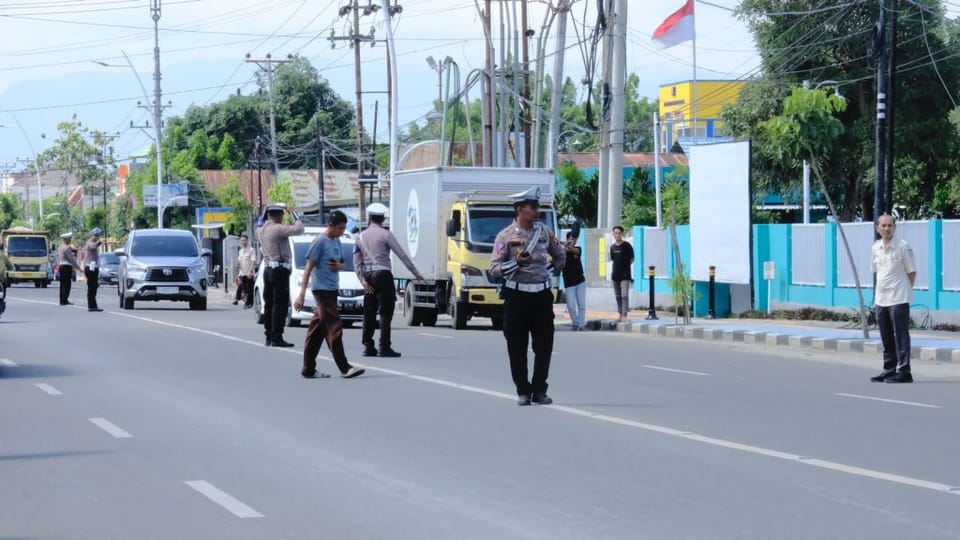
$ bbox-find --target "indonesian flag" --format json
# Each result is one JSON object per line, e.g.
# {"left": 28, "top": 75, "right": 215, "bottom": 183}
{"left": 652, "top": 0, "right": 696, "bottom": 49}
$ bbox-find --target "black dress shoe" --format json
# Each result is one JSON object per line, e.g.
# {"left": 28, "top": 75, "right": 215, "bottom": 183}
{"left": 532, "top": 393, "right": 553, "bottom": 405}
{"left": 870, "top": 371, "right": 896, "bottom": 382}
{"left": 301, "top": 370, "right": 331, "bottom": 379}
{"left": 88, "top": 307, "right": 103, "bottom": 312}
{"left": 232, "top": 300, "right": 238, "bottom": 305}
{"left": 885, "top": 372, "right": 913, "bottom": 383}
{"left": 378, "top": 348, "right": 401, "bottom": 357}
{"left": 270, "top": 340, "right": 296, "bottom": 348}
{"left": 362, "top": 347, "right": 378, "bottom": 357}
{"left": 517, "top": 394, "right": 532, "bottom": 406}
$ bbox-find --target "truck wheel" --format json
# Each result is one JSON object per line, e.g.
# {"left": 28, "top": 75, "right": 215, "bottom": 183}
{"left": 34, "top": 280, "right": 42, "bottom": 288}
{"left": 421, "top": 309, "right": 438, "bottom": 327}
{"left": 452, "top": 300, "right": 468, "bottom": 330}
{"left": 403, "top": 287, "right": 422, "bottom": 326}
{"left": 123, "top": 293, "right": 134, "bottom": 310}
{"left": 491, "top": 316, "right": 504, "bottom": 330}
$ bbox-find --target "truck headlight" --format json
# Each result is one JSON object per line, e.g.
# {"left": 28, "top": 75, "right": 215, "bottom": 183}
{"left": 461, "top": 265, "right": 483, "bottom": 276}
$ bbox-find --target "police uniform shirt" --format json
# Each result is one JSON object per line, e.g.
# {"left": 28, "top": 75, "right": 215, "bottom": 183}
{"left": 58, "top": 242, "right": 79, "bottom": 268}
{"left": 354, "top": 222, "right": 420, "bottom": 277}
{"left": 81, "top": 238, "right": 100, "bottom": 269}
{"left": 257, "top": 220, "right": 304, "bottom": 263}
{"left": 490, "top": 221, "right": 565, "bottom": 283}
{"left": 872, "top": 238, "right": 916, "bottom": 307}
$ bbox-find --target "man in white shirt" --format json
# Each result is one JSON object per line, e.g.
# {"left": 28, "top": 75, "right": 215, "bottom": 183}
{"left": 870, "top": 214, "right": 916, "bottom": 384}
{"left": 234, "top": 234, "right": 256, "bottom": 308}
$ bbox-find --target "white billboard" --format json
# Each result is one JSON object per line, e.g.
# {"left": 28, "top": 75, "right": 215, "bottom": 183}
{"left": 143, "top": 182, "right": 190, "bottom": 208}
{"left": 689, "top": 140, "right": 751, "bottom": 284}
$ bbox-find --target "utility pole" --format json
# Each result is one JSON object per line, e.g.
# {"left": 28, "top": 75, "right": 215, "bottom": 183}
{"left": 873, "top": 0, "right": 889, "bottom": 222}
{"left": 246, "top": 53, "right": 291, "bottom": 176}
{"left": 255, "top": 137, "right": 263, "bottom": 216}
{"left": 482, "top": 0, "right": 494, "bottom": 166}
{"left": 316, "top": 120, "right": 326, "bottom": 223}
{"left": 546, "top": 0, "right": 571, "bottom": 170}
{"left": 606, "top": 0, "right": 627, "bottom": 228}
{"left": 885, "top": 0, "right": 898, "bottom": 216}
{"left": 151, "top": 0, "right": 165, "bottom": 228}
{"left": 330, "top": 1, "right": 387, "bottom": 214}
{"left": 597, "top": 0, "right": 614, "bottom": 228}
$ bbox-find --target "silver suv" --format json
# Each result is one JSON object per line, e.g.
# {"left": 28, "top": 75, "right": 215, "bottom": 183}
{"left": 117, "top": 229, "right": 210, "bottom": 310}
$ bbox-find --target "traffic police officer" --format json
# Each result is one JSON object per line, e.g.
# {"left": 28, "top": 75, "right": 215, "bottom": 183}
{"left": 57, "top": 232, "right": 79, "bottom": 306}
{"left": 490, "top": 187, "right": 565, "bottom": 406}
{"left": 79, "top": 227, "right": 104, "bottom": 312}
{"left": 353, "top": 202, "right": 424, "bottom": 357}
{"left": 258, "top": 203, "right": 304, "bottom": 347}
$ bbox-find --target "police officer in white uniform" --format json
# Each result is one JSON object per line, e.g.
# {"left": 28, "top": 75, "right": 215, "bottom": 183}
{"left": 490, "top": 187, "right": 565, "bottom": 406}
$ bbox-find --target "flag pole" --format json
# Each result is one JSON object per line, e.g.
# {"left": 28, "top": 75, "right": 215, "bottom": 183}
{"left": 692, "top": 34, "right": 698, "bottom": 142}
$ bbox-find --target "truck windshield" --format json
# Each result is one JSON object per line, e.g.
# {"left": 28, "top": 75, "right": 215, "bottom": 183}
{"left": 467, "top": 208, "right": 557, "bottom": 244}
{"left": 7, "top": 236, "right": 47, "bottom": 257}
{"left": 131, "top": 236, "right": 199, "bottom": 257}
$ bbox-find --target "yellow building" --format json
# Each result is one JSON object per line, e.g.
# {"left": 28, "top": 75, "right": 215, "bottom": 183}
{"left": 658, "top": 80, "right": 745, "bottom": 150}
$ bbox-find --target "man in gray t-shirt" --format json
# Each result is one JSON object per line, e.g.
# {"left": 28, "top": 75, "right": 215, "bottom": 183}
{"left": 294, "top": 211, "right": 365, "bottom": 380}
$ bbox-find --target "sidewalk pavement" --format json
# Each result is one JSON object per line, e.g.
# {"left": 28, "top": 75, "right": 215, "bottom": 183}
{"left": 555, "top": 287, "right": 960, "bottom": 364}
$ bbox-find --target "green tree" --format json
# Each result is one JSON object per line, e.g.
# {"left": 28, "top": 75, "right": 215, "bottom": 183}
{"left": 733, "top": 0, "right": 960, "bottom": 219}
{"left": 555, "top": 160, "right": 598, "bottom": 227}
{"left": 0, "top": 193, "right": 21, "bottom": 230}
{"left": 215, "top": 173, "right": 254, "bottom": 236}
{"left": 762, "top": 85, "right": 870, "bottom": 336}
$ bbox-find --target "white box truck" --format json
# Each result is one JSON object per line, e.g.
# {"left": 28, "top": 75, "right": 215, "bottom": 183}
{"left": 388, "top": 166, "right": 561, "bottom": 330}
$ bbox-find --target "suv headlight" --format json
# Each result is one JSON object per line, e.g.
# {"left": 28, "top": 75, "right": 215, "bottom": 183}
{"left": 126, "top": 261, "right": 148, "bottom": 279}
{"left": 189, "top": 262, "right": 207, "bottom": 277}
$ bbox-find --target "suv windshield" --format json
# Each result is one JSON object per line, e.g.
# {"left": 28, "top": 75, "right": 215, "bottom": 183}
{"left": 293, "top": 240, "right": 355, "bottom": 271}
{"left": 130, "top": 235, "right": 199, "bottom": 257}
{"left": 7, "top": 236, "right": 47, "bottom": 257}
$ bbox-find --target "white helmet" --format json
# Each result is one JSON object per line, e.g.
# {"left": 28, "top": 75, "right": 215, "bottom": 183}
{"left": 367, "top": 202, "right": 388, "bottom": 218}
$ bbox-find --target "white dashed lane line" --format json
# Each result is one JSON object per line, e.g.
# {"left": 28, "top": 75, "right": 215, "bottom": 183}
{"left": 34, "top": 383, "right": 63, "bottom": 395}
{"left": 0, "top": 358, "right": 17, "bottom": 367}
{"left": 184, "top": 480, "right": 264, "bottom": 519}
{"left": 834, "top": 393, "right": 942, "bottom": 409}
{"left": 418, "top": 333, "right": 454, "bottom": 339}
{"left": 89, "top": 417, "right": 134, "bottom": 438}
{"left": 643, "top": 365, "right": 711, "bottom": 376}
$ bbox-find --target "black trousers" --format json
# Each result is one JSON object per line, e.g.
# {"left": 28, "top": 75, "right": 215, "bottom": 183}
{"left": 501, "top": 288, "right": 554, "bottom": 396}
{"left": 235, "top": 275, "right": 254, "bottom": 305}
{"left": 876, "top": 303, "right": 911, "bottom": 374}
{"left": 59, "top": 265, "right": 73, "bottom": 304}
{"left": 362, "top": 270, "right": 396, "bottom": 351}
{"left": 84, "top": 268, "right": 99, "bottom": 309}
{"left": 263, "top": 266, "right": 291, "bottom": 342}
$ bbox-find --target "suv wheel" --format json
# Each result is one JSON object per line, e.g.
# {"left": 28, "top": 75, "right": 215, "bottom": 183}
{"left": 190, "top": 298, "right": 207, "bottom": 311}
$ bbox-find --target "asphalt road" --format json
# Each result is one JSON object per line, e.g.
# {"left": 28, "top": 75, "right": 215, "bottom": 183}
{"left": 2, "top": 285, "right": 960, "bottom": 539}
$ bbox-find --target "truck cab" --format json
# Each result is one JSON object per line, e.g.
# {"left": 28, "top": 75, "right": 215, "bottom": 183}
{"left": 0, "top": 227, "right": 52, "bottom": 288}
{"left": 443, "top": 197, "right": 559, "bottom": 329}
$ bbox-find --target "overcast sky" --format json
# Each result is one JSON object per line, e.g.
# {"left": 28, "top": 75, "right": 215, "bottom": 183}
{"left": 0, "top": 0, "right": 759, "bottom": 168}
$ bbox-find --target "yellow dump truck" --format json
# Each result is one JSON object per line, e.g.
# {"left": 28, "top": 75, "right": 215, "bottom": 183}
{"left": 1, "top": 227, "right": 52, "bottom": 288}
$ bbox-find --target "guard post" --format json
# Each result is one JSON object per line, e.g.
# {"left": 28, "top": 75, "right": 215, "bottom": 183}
{"left": 707, "top": 265, "right": 716, "bottom": 319}
{"left": 645, "top": 265, "right": 658, "bottom": 320}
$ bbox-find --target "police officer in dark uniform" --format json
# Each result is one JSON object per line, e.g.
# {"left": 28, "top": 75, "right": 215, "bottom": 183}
{"left": 258, "top": 203, "right": 304, "bottom": 347}
{"left": 490, "top": 187, "right": 566, "bottom": 406}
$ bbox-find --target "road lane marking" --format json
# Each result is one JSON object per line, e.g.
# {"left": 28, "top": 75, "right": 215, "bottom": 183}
{"left": 0, "top": 358, "right": 17, "bottom": 367}
{"left": 89, "top": 417, "right": 133, "bottom": 438}
{"left": 643, "top": 365, "right": 711, "bottom": 376}
{"left": 834, "top": 393, "right": 941, "bottom": 409}
{"left": 110, "top": 309, "right": 960, "bottom": 497}
{"left": 418, "top": 333, "right": 454, "bottom": 339}
{"left": 34, "top": 383, "right": 62, "bottom": 395}
{"left": 184, "top": 480, "right": 263, "bottom": 519}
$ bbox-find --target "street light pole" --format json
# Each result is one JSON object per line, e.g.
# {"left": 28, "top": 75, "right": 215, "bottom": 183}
{"left": 151, "top": 0, "right": 165, "bottom": 228}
